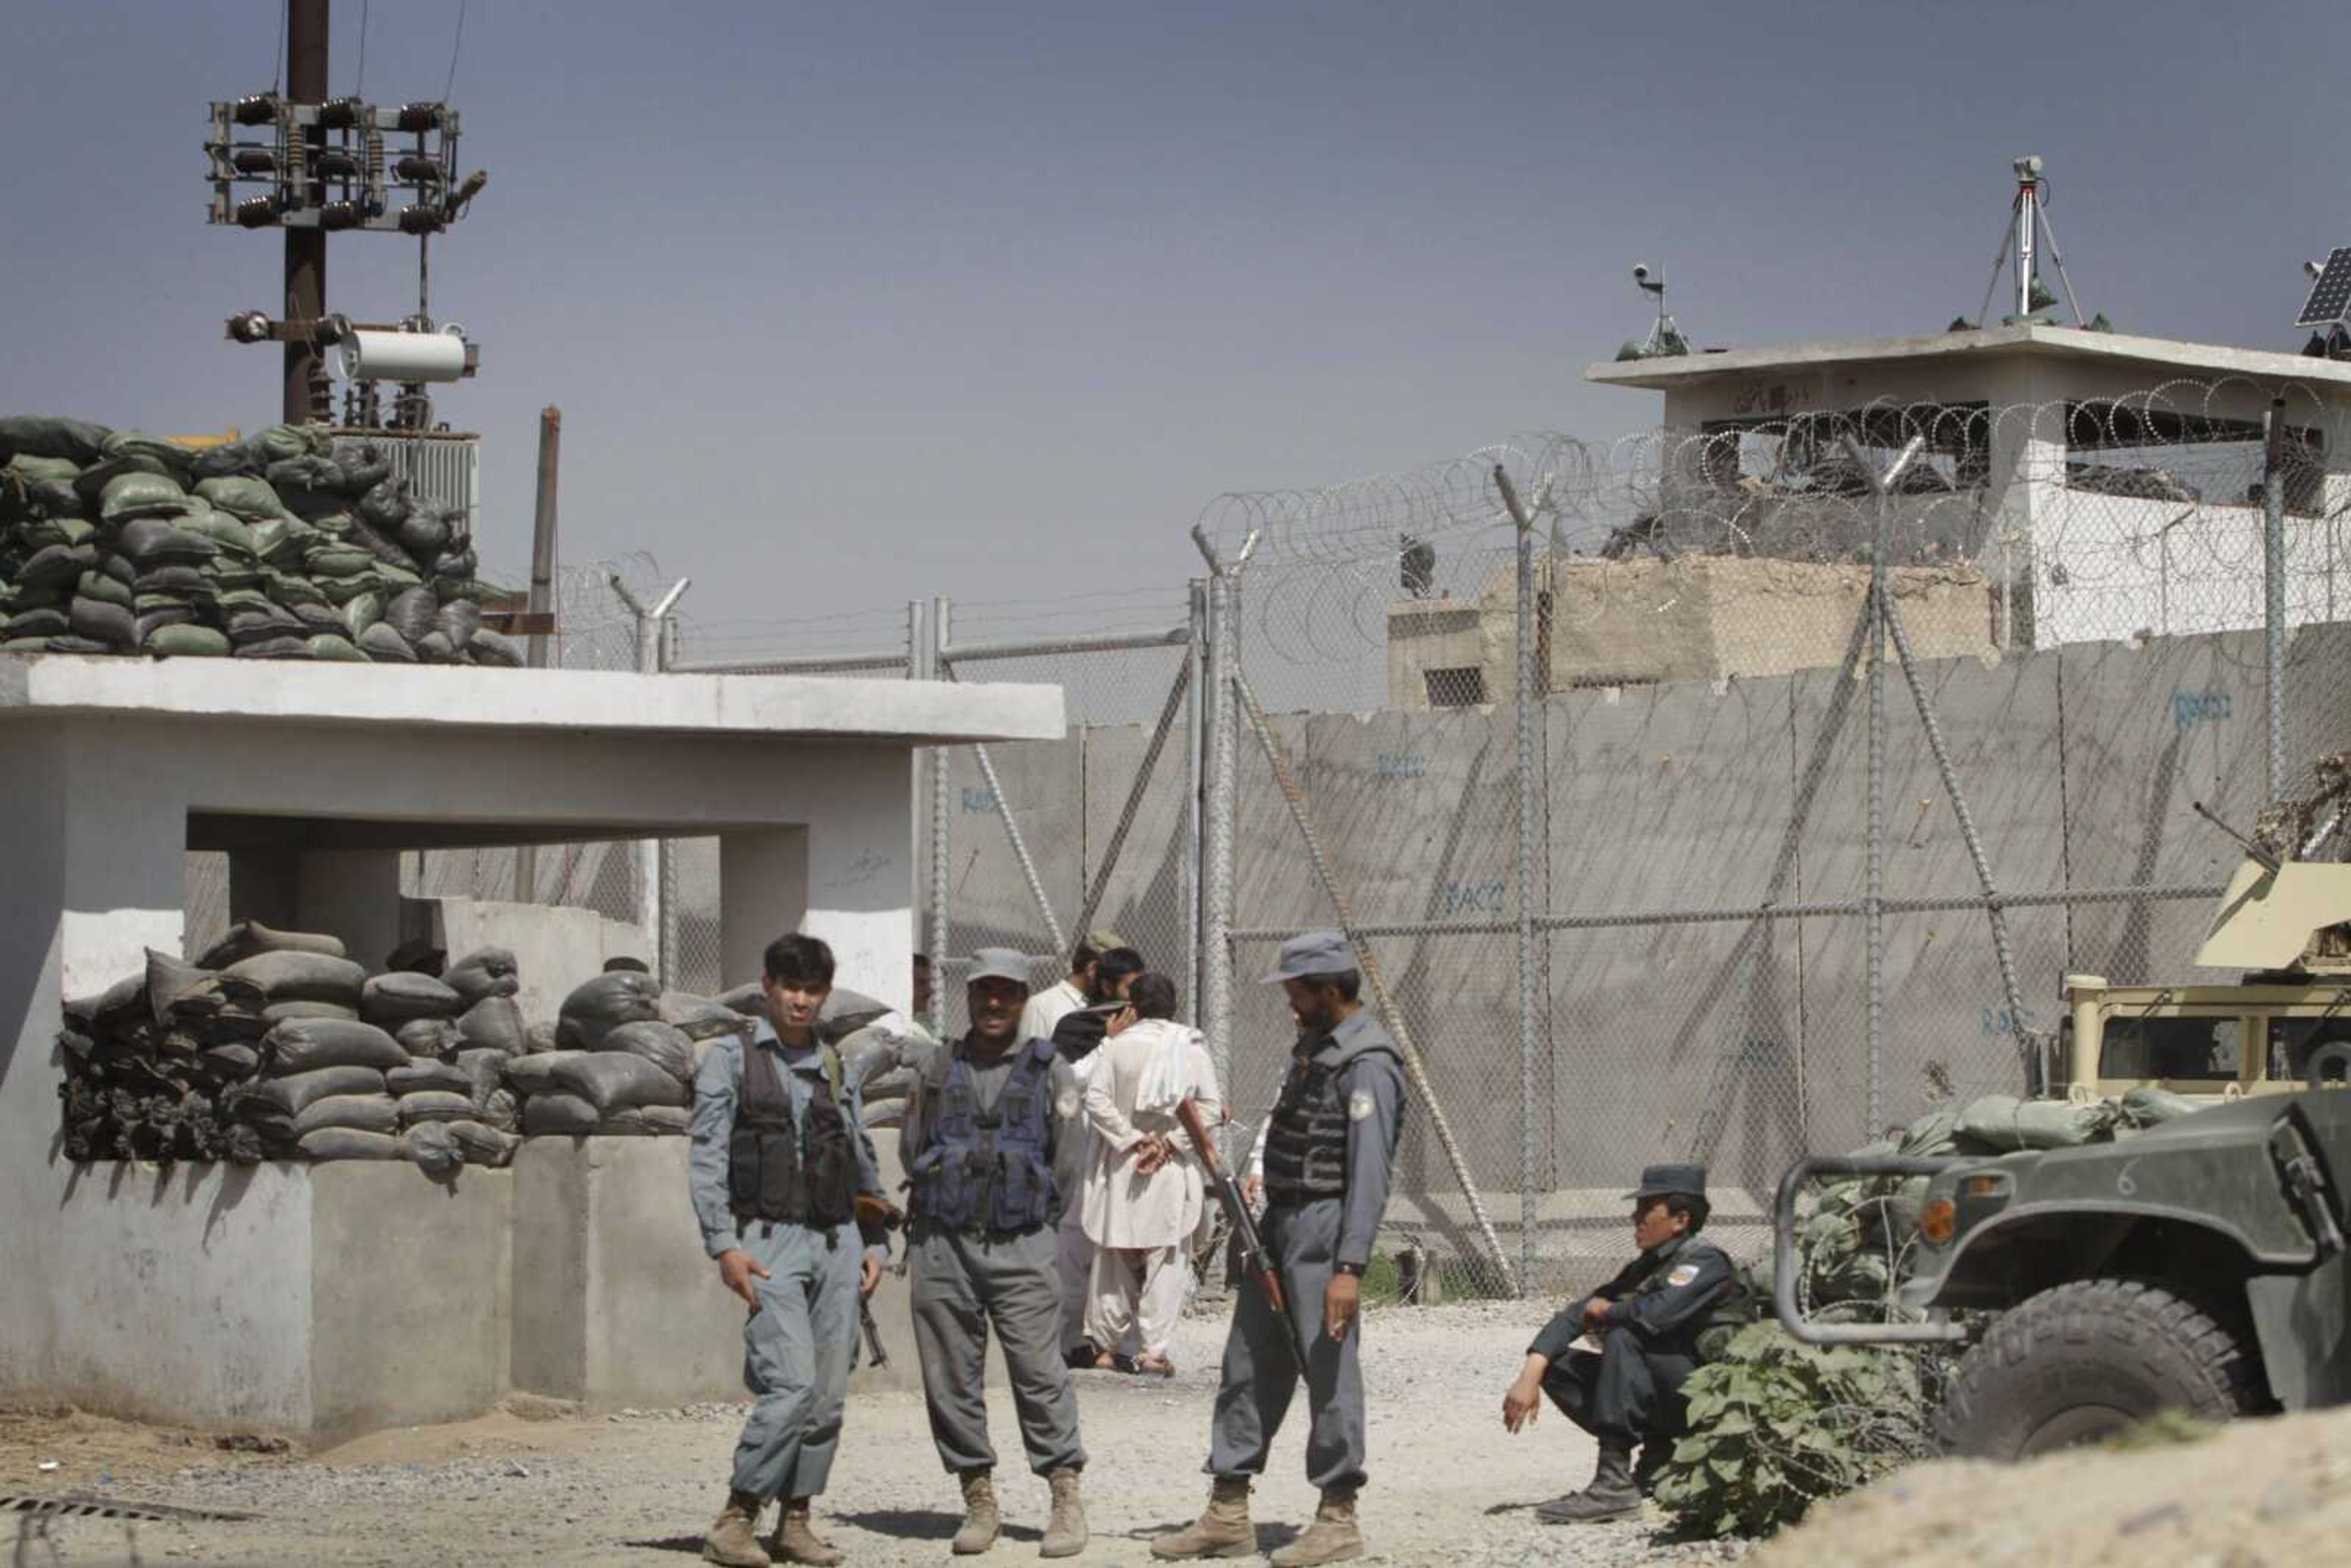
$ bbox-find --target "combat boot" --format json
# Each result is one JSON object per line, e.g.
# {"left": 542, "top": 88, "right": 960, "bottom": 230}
{"left": 1038, "top": 1468, "right": 1087, "bottom": 1559}
{"left": 1149, "top": 1477, "right": 1254, "bottom": 1559}
{"left": 702, "top": 1491, "right": 769, "bottom": 1568}
{"left": 771, "top": 1497, "right": 846, "bottom": 1566}
{"left": 951, "top": 1468, "right": 1000, "bottom": 1555}
{"left": 1633, "top": 1440, "right": 1670, "bottom": 1497}
{"left": 1268, "top": 1487, "right": 1364, "bottom": 1566}
{"left": 1535, "top": 1440, "right": 1643, "bottom": 1523}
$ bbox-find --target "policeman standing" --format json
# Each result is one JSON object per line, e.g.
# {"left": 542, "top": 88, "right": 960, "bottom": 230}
{"left": 689, "top": 934, "right": 890, "bottom": 1567}
{"left": 1501, "top": 1164, "right": 1735, "bottom": 1523}
{"left": 1153, "top": 929, "right": 1407, "bottom": 1567}
{"left": 902, "top": 948, "right": 1090, "bottom": 1558}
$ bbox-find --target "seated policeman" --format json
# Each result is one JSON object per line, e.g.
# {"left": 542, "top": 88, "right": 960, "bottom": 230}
{"left": 1500, "top": 1163, "right": 1733, "bottom": 1524}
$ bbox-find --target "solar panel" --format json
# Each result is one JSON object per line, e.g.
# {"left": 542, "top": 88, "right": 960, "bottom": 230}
{"left": 2296, "top": 246, "right": 2351, "bottom": 327}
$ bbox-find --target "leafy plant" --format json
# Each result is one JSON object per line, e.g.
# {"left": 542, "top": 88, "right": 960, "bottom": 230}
{"left": 1652, "top": 1322, "right": 1943, "bottom": 1539}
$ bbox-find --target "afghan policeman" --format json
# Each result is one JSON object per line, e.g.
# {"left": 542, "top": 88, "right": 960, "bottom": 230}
{"left": 902, "top": 947, "right": 1090, "bottom": 1558}
{"left": 1153, "top": 929, "right": 1408, "bottom": 1568}
{"left": 1501, "top": 1163, "right": 1736, "bottom": 1523}
{"left": 689, "top": 933, "right": 890, "bottom": 1568}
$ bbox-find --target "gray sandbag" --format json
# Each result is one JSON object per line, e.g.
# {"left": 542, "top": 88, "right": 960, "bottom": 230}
{"left": 4, "top": 607, "right": 69, "bottom": 639}
{"left": 334, "top": 443, "right": 392, "bottom": 494}
{"left": 42, "top": 636, "right": 114, "bottom": 655}
{"left": 75, "top": 570, "right": 133, "bottom": 609}
{"left": 523, "top": 1020, "right": 562, "bottom": 1055}
{"left": 291, "top": 1093, "right": 400, "bottom": 1139}
{"left": 193, "top": 476, "right": 286, "bottom": 522}
{"left": 146, "top": 623, "right": 230, "bottom": 657}
{"left": 457, "top": 996, "right": 527, "bottom": 1054}
{"left": 447, "top": 1119, "right": 520, "bottom": 1167}
{"left": 355, "top": 476, "right": 411, "bottom": 528}
{"left": 547, "top": 1050, "right": 692, "bottom": 1115}
{"left": 360, "top": 971, "right": 464, "bottom": 1026}
{"left": 99, "top": 471, "right": 190, "bottom": 522}
{"left": 819, "top": 987, "right": 893, "bottom": 1044}
{"left": 396, "top": 1090, "right": 478, "bottom": 1127}
{"left": 397, "top": 511, "right": 451, "bottom": 556}
{"left": 502, "top": 1051, "right": 586, "bottom": 1096}
{"left": 233, "top": 637, "right": 314, "bottom": 661}
{"left": 414, "top": 629, "right": 455, "bottom": 661}
{"left": 340, "top": 594, "right": 384, "bottom": 639}
{"left": 659, "top": 990, "right": 754, "bottom": 1041}
{"left": 135, "top": 564, "right": 217, "bottom": 599}
{"left": 716, "top": 981, "right": 765, "bottom": 1017}
{"left": 306, "top": 633, "right": 367, "bottom": 662}
{"left": 596, "top": 1104, "right": 692, "bottom": 1136}
{"left": 435, "top": 599, "right": 483, "bottom": 647}
{"left": 383, "top": 586, "right": 438, "bottom": 645}
{"left": 400, "top": 1121, "right": 463, "bottom": 1181}
{"left": 473, "top": 1087, "right": 520, "bottom": 1133}
{"left": 468, "top": 628, "right": 523, "bottom": 667}
{"left": 225, "top": 949, "right": 367, "bottom": 1004}
{"left": 456, "top": 1046, "right": 508, "bottom": 1090}
{"left": 358, "top": 622, "right": 417, "bottom": 662}
{"left": 556, "top": 970, "right": 664, "bottom": 1052}
{"left": 522, "top": 1092, "right": 599, "bottom": 1135}
{"left": 263, "top": 1018, "right": 408, "bottom": 1076}
{"left": 203, "top": 1043, "right": 261, "bottom": 1081}
{"left": 288, "top": 601, "right": 348, "bottom": 636}
{"left": 602, "top": 1019, "right": 695, "bottom": 1083}
{"left": 226, "top": 606, "right": 307, "bottom": 646}
{"left": 239, "top": 1064, "right": 387, "bottom": 1117}
{"left": 397, "top": 1017, "right": 462, "bottom": 1057}
{"left": 68, "top": 596, "right": 134, "bottom": 646}
{"left": 146, "top": 946, "right": 261, "bottom": 1022}
{"left": 19, "top": 543, "right": 93, "bottom": 590}
{"left": 387, "top": 1060, "right": 474, "bottom": 1097}
{"left": 298, "top": 1128, "right": 402, "bottom": 1162}
{"left": 200, "top": 921, "right": 347, "bottom": 969}
{"left": 263, "top": 999, "right": 359, "bottom": 1025}
{"left": 1956, "top": 1093, "right": 2120, "bottom": 1152}
{"left": 116, "top": 516, "right": 213, "bottom": 565}
{"left": 0, "top": 415, "right": 111, "bottom": 464}
{"left": 444, "top": 947, "right": 520, "bottom": 1006}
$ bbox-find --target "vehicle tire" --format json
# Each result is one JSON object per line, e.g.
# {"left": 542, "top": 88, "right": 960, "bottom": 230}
{"left": 1933, "top": 1278, "right": 2265, "bottom": 1460}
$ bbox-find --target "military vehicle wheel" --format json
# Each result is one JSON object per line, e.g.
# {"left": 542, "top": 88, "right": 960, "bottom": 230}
{"left": 1935, "top": 1278, "right": 2265, "bottom": 1460}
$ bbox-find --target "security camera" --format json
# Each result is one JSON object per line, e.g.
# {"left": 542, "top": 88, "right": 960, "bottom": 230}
{"left": 225, "top": 311, "right": 273, "bottom": 344}
{"left": 1632, "top": 263, "right": 1650, "bottom": 283}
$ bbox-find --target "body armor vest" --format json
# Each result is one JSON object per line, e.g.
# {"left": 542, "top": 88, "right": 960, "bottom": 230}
{"left": 729, "top": 1039, "right": 857, "bottom": 1228}
{"left": 909, "top": 1037, "right": 1059, "bottom": 1235}
{"left": 1262, "top": 1040, "right": 1403, "bottom": 1207}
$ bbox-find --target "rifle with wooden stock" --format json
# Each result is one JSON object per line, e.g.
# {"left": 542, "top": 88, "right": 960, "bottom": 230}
{"left": 1177, "top": 1096, "right": 1310, "bottom": 1375}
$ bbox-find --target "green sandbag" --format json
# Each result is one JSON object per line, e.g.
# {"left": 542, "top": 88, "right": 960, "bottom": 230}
{"left": 19, "top": 542, "right": 94, "bottom": 590}
{"left": 341, "top": 592, "right": 382, "bottom": 637}
{"left": 6, "top": 607, "right": 69, "bottom": 639}
{"left": 19, "top": 515, "right": 96, "bottom": 550}
{"left": 6, "top": 454, "right": 84, "bottom": 516}
{"left": 233, "top": 636, "right": 313, "bottom": 659}
{"left": 133, "top": 608, "right": 195, "bottom": 642}
{"left": 306, "top": 544, "right": 377, "bottom": 578}
{"left": 99, "top": 470, "right": 190, "bottom": 522}
{"left": 2120, "top": 1086, "right": 2200, "bottom": 1127}
{"left": 134, "top": 565, "right": 215, "bottom": 598}
{"left": 2, "top": 637, "right": 56, "bottom": 653}
{"left": 192, "top": 476, "right": 287, "bottom": 522}
{"left": 0, "top": 415, "right": 111, "bottom": 464}
{"left": 358, "top": 622, "right": 416, "bottom": 662}
{"left": 253, "top": 423, "right": 327, "bottom": 463}
{"left": 264, "top": 568, "right": 325, "bottom": 603}
{"left": 306, "top": 632, "right": 367, "bottom": 662}
{"left": 1956, "top": 1093, "right": 2120, "bottom": 1152}
{"left": 179, "top": 510, "right": 257, "bottom": 557}
{"left": 76, "top": 570, "right": 132, "bottom": 609}
{"left": 102, "top": 430, "right": 195, "bottom": 474}
{"left": 68, "top": 596, "right": 135, "bottom": 646}
{"left": 250, "top": 517, "right": 310, "bottom": 565}
{"left": 116, "top": 517, "right": 215, "bottom": 565}
{"left": 144, "top": 623, "right": 230, "bottom": 657}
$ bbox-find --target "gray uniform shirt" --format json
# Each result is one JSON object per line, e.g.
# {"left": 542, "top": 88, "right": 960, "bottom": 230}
{"left": 689, "top": 1018, "right": 888, "bottom": 1263}
{"left": 1295, "top": 1008, "right": 1407, "bottom": 1272}
{"left": 900, "top": 1035, "right": 1087, "bottom": 1228}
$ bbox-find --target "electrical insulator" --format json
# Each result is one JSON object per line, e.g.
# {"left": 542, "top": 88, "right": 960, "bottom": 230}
{"left": 320, "top": 201, "right": 362, "bottom": 231}
{"left": 234, "top": 196, "right": 279, "bottom": 228}
{"left": 396, "top": 102, "right": 445, "bottom": 133}
{"left": 318, "top": 97, "right": 364, "bottom": 129}
{"left": 231, "top": 147, "right": 277, "bottom": 176}
{"left": 231, "top": 94, "right": 279, "bottom": 127}
{"left": 393, "top": 155, "right": 443, "bottom": 184}
{"left": 397, "top": 204, "right": 446, "bottom": 236}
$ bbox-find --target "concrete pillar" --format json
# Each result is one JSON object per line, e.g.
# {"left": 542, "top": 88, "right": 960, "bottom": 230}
{"left": 295, "top": 850, "right": 404, "bottom": 971}
{"left": 720, "top": 828, "right": 808, "bottom": 992}
{"left": 228, "top": 848, "right": 301, "bottom": 932}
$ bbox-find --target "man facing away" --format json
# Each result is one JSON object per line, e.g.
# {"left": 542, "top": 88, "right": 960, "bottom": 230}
{"left": 1501, "top": 1164, "right": 1736, "bottom": 1523}
{"left": 1154, "top": 929, "right": 1407, "bottom": 1567}
{"left": 902, "top": 947, "right": 1090, "bottom": 1558}
{"left": 1017, "top": 927, "right": 1129, "bottom": 1045}
{"left": 1079, "top": 971, "right": 1221, "bottom": 1376}
{"left": 1045, "top": 942, "right": 1147, "bottom": 1367}
{"left": 689, "top": 934, "right": 889, "bottom": 1567}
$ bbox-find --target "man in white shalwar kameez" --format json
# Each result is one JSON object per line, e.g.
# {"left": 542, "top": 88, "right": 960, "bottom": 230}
{"left": 1079, "top": 972, "right": 1222, "bottom": 1375}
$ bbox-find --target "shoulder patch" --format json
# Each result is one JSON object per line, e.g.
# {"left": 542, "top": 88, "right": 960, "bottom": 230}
{"left": 1665, "top": 1262, "right": 1701, "bottom": 1288}
{"left": 1347, "top": 1087, "right": 1377, "bottom": 1122}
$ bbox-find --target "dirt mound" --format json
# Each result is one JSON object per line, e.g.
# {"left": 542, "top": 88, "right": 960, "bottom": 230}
{"left": 1749, "top": 1406, "right": 2351, "bottom": 1568}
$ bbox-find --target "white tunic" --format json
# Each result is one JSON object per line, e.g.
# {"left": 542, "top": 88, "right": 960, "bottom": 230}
{"left": 1080, "top": 1018, "right": 1223, "bottom": 1250}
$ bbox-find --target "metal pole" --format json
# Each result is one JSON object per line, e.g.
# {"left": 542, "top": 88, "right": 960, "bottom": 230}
{"left": 515, "top": 406, "right": 563, "bottom": 903}
{"left": 928, "top": 596, "right": 952, "bottom": 1039}
{"left": 611, "top": 575, "right": 689, "bottom": 973}
{"left": 283, "top": 0, "right": 329, "bottom": 424}
{"left": 1496, "top": 467, "right": 1542, "bottom": 1296}
{"left": 1193, "top": 556, "right": 1239, "bottom": 1098}
{"left": 1183, "top": 579, "right": 1206, "bottom": 1024}
{"left": 2265, "top": 399, "right": 2289, "bottom": 804}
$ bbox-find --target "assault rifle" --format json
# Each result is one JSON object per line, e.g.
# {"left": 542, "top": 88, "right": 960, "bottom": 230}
{"left": 853, "top": 1192, "right": 904, "bottom": 1370}
{"left": 1177, "top": 1097, "right": 1310, "bottom": 1375}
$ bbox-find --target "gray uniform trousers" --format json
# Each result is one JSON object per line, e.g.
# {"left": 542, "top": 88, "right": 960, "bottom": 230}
{"left": 909, "top": 1224, "right": 1087, "bottom": 1476}
{"left": 1540, "top": 1326, "right": 1698, "bottom": 1444}
{"left": 729, "top": 1218, "right": 863, "bottom": 1500}
{"left": 1205, "top": 1198, "right": 1367, "bottom": 1493}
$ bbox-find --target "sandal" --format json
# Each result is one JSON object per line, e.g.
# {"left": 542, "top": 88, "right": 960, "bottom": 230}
{"left": 1131, "top": 1354, "right": 1177, "bottom": 1379}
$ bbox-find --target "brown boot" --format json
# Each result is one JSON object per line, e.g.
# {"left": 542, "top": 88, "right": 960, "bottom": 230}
{"left": 771, "top": 1497, "right": 846, "bottom": 1566}
{"left": 1269, "top": 1487, "right": 1364, "bottom": 1567}
{"left": 702, "top": 1492, "right": 769, "bottom": 1568}
{"left": 1038, "top": 1468, "right": 1087, "bottom": 1559}
{"left": 1150, "top": 1477, "right": 1255, "bottom": 1560}
{"left": 951, "top": 1468, "right": 1000, "bottom": 1556}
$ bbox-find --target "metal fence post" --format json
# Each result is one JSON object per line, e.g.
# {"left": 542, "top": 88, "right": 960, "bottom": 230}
{"left": 1196, "top": 565, "right": 1237, "bottom": 1092}
{"left": 1496, "top": 467, "right": 1542, "bottom": 1296}
{"left": 610, "top": 573, "right": 689, "bottom": 974}
{"left": 1184, "top": 579, "right": 1207, "bottom": 1024}
{"left": 2264, "top": 398, "right": 2288, "bottom": 804}
{"left": 928, "top": 596, "right": 952, "bottom": 1040}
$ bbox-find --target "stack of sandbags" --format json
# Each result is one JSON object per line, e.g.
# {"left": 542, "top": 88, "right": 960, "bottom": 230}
{"left": 377, "top": 945, "right": 526, "bottom": 1170}
{"left": 0, "top": 415, "right": 515, "bottom": 664}
{"left": 504, "top": 972, "right": 694, "bottom": 1135}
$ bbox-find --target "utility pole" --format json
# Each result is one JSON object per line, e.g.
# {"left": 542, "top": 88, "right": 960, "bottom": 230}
{"left": 283, "top": 0, "right": 330, "bottom": 424}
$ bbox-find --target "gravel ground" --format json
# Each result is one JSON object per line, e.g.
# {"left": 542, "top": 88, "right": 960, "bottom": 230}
{"left": 4, "top": 1300, "right": 1750, "bottom": 1568}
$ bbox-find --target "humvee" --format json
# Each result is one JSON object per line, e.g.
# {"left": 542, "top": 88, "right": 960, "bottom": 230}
{"left": 1774, "top": 855, "right": 2351, "bottom": 1458}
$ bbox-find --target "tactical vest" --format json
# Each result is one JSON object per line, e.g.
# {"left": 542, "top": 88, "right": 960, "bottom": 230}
{"left": 1262, "top": 1042, "right": 1400, "bottom": 1207}
{"left": 729, "top": 1038, "right": 857, "bottom": 1228}
{"left": 909, "top": 1037, "right": 1059, "bottom": 1235}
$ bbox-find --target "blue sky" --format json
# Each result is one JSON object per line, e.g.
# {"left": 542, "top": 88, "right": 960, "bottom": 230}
{"left": 5, "top": 1, "right": 2345, "bottom": 636}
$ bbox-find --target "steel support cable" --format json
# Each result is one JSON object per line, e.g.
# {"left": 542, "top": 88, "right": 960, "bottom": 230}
{"left": 1074, "top": 656, "right": 1191, "bottom": 943}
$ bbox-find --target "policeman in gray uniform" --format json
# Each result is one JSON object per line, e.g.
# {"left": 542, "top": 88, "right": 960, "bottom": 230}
{"left": 689, "top": 933, "right": 890, "bottom": 1568}
{"left": 902, "top": 947, "right": 1090, "bottom": 1559}
{"left": 1154, "top": 929, "right": 1408, "bottom": 1568}
{"left": 1501, "top": 1163, "right": 1736, "bottom": 1523}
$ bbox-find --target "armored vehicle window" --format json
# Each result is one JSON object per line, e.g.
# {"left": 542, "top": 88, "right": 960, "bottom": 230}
{"left": 2269, "top": 1017, "right": 2351, "bottom": 1080}
{"left": 2100, "top": 1014, "right": 2243, "bottom": 1080}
